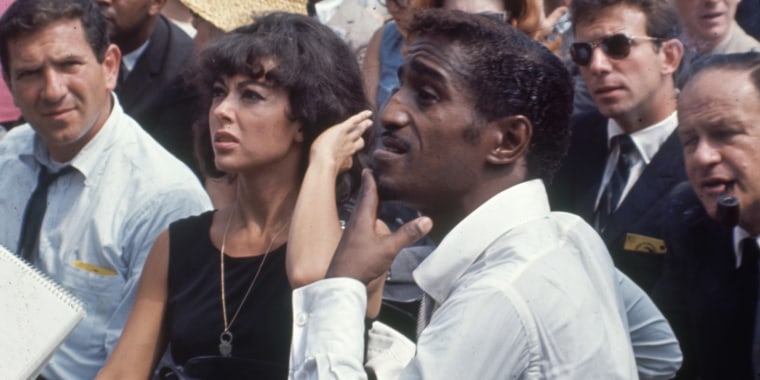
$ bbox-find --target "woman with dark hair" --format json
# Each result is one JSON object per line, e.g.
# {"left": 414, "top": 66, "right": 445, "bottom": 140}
{"left": 97, "top": 12, "right": 370, "bottom": 379}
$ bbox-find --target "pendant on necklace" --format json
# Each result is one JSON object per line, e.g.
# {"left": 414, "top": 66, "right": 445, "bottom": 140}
{"left": 219, "top": 330, "right": 233, "bottom": 357}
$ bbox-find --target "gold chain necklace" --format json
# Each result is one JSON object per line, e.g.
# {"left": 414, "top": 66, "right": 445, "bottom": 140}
{"left": 218, "top": 205, "right": 287, "bottom": 357}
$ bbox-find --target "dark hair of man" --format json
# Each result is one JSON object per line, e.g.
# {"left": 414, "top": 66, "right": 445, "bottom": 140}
{"left": 684, "top": 52, "right": 760, "bottom": 95}
{"left": 193, "top": 12, "right": 369, "bottom": 203}
{"left": 406, "top": 9, "right": 574, "bottom": 183}
{"left": 419, "top": 0, "right": 526, "bottom": 21}
{"left": 570, "top": 0, "right": 680, "bottom": 41}
{"left": 0, "top": 0, "right": 109, "bottom": 79}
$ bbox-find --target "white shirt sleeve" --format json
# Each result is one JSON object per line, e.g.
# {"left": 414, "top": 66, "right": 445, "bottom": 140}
{"left": 289, "top": 278, "right": 532, "bottom": 380}
{"left": 617, "top": 269, "right": 682, "bottom": 379}
{"left": 290, "top": 278, "right": 370, "bottom": 380}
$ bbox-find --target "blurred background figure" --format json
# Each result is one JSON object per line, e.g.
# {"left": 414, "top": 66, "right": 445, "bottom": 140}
{"left": 161, "top": 0, "right": 196, "bottom": 37}
{"left": 673, "top": 0, "right": 760, "bottom": 87}
{"left": 0, "top": 0, "right": 22, "bottom": 136}
{"left": 675, "top": 0, "right": 759, "bottom": 57}
{"left": 179, "top": 0, "right": 307, "bottom": 50}
{"left": 96, "top": 0, "right": 200, "bottom": 175}
{"left": 736, "top": 0, "right": 760, "bottom": 41}
{"left": 308, "top": 0, "right": 386, "bottom": 62}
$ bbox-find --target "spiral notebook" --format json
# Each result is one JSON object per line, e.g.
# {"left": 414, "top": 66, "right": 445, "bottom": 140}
{"left": 0, "top": 245, "right": 86, "bottom": 379}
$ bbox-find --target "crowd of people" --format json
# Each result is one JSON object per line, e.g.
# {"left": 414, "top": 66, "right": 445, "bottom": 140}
{"left": 0, "top": 0, "right": 758, "bottom": 379}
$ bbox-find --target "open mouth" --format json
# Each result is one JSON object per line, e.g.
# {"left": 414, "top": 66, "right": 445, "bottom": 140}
{"left": 594, "top": 85, "right": 624, "bottom": 96}
{"left": 701, "top": 12, "right": 723, "bottom": 21}
{"left": 42, "top": 108, "right": 74, "bottom": 118}
{"left": 379, "top": 132, "right": 410, "bottom": 155}
{"left": 701, "top": 178, "right": 735, "bottom": 195}
{"left": 214, "top": 132, "right": 238, "bottom": 143}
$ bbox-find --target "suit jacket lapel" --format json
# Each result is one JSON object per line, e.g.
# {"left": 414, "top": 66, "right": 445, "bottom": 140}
{"left": 602, "top": 131, "right": 685, "bottom": 242}
{"left": 573, "top": 113, "right": 608, "bottom": 220}
{"left": 118, "top": 16, "right": 169, "bottom": 112}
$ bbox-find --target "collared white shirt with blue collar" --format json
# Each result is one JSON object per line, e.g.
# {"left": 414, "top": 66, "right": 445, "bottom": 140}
{"left": 290, "top": 180, "right": 680, "bottom": 379}
{"left": 0, "top": 95, "right": 212, "bottom": 379}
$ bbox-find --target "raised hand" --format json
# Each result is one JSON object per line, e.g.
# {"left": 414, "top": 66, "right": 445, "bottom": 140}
{"left": 327, "top": 169, "right": 433, "bottom": 285}
{"left": 513, "top": 1, "right": 569, "bottom": 54}
{"left": 310, "top": 110, "right": 373, "bottom": 176}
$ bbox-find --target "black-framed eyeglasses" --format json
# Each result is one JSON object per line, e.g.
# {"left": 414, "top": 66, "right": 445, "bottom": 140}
{"left": 569, "top": 33, "right": 661, "bottom": 66}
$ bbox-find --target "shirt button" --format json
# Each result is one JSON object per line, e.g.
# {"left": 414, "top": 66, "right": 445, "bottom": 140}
{"left": 296, "top": 312, "right": 308, "bottom": 326}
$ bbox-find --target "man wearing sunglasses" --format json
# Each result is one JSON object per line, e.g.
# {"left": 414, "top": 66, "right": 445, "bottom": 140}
{"left": 550, "top": 0, "right": 686, "bottom": 294}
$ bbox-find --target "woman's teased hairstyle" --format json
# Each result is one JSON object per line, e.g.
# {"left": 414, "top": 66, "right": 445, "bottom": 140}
{"left": 194, "top": 12, "right": 369, "bottom": 203}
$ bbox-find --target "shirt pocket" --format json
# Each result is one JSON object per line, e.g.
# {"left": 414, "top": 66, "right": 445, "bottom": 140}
{"left": 58, "top": 259, "right": 124, "bottom": 351}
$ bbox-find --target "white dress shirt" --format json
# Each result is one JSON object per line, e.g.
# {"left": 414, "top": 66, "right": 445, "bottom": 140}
{"left": 0, "top": 96, "right": 212, "bottom": 379}
{"left": 596, "top": 112, "right": 678, "bottom": 211}
{"left": 290, "top": 180, "right": 679, "bottom": 379}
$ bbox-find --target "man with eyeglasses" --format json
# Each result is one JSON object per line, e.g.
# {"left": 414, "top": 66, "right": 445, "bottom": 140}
{"left": 549, "top": 0, "right": 687, "bottom": 294}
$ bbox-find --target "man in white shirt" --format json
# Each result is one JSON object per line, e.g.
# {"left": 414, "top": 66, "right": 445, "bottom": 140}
{"left": 549, "top": 0, "right": 687, "bottom": 293}
{"left": 0, "top": 0, "right": 211, "bottom": 378}
{"left": 289, "top": 9, "right": 679, "bottom": 379}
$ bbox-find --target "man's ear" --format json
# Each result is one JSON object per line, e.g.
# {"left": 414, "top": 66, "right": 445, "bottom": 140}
{"left": 660, "top": 38, "right": 684, "bottom": 76}
{"left": 103, "top": 44, "right": 121, "bottom": 92}
{"left": 485, "top": 115, "right": 532, "bottom": 166}
{"left": 149, "top": 0, "right": 167, "bottom": 16}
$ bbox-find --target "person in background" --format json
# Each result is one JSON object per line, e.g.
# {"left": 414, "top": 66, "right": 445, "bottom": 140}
{"left": 0, "top": 0, "right": 21, "bottom": 134}
{"left": 95, "top": 0, "right": 200, "bottom": 175}
{"left": 654, "top": 52, "right": 760, "bottom": 379}
{"left": 550, "top": 0, "right": 686, "bottom": 294}
{"left": 673, "top": 0, "right": 760, "bottom": 87}
{"left": 97, "top": 12, "right": 368, "bottom": 380}
{"left": 180, "top": 0, "right": 307, "bottom": 50}
{"left": 161, "top": 0, "right": 196, "bottom": 37}
{"left": 675, "top": 0, "right": 759, "bottom": 57}
{"left": 309, "top": 0, "right": 386, "bottom": 62}
{"left": 0, "top": 0, "right": 212, "bottom": 378}
{"left": 736, "top": 0, "right": 760, "bottom": 41}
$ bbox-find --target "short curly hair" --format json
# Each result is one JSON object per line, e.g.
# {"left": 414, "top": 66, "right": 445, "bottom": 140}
{"left": 406, "top": 9, "right": 574, "bottom": 183}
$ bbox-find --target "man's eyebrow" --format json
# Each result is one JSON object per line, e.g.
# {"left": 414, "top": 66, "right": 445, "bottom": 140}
{"left": 408, "top": 58, "right": 447, "bottom": 84}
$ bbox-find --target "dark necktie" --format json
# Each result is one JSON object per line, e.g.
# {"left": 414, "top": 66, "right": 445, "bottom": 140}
{"left": 595, "top": 134, "right": 636, "bottom": 231}
{"left": 738, "top": 238, "right": 760, "bottom": 375}
{"left": 16, "top": 166, "right": 74, "bottom": 262}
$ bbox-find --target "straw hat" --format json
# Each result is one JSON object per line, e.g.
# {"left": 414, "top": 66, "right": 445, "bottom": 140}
{"left": 179, "top": 0, "right": 308, "bottom": 32}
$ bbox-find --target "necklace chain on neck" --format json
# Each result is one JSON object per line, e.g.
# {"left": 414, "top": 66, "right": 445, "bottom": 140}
{"left": 219, "top": 205, "right": 287, "bottom": 333}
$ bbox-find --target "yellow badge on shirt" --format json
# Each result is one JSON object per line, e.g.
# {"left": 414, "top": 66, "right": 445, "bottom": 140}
{"left": 624, "top": 233, "right": 667, "bottom": 254}
{"left": 73, "top": 260, "right": 117, "bottom": 276}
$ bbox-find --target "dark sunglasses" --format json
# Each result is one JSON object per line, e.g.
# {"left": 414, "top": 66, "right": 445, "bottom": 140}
{"left": 569, "top": 33, "right": 661, "bottom": 66}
